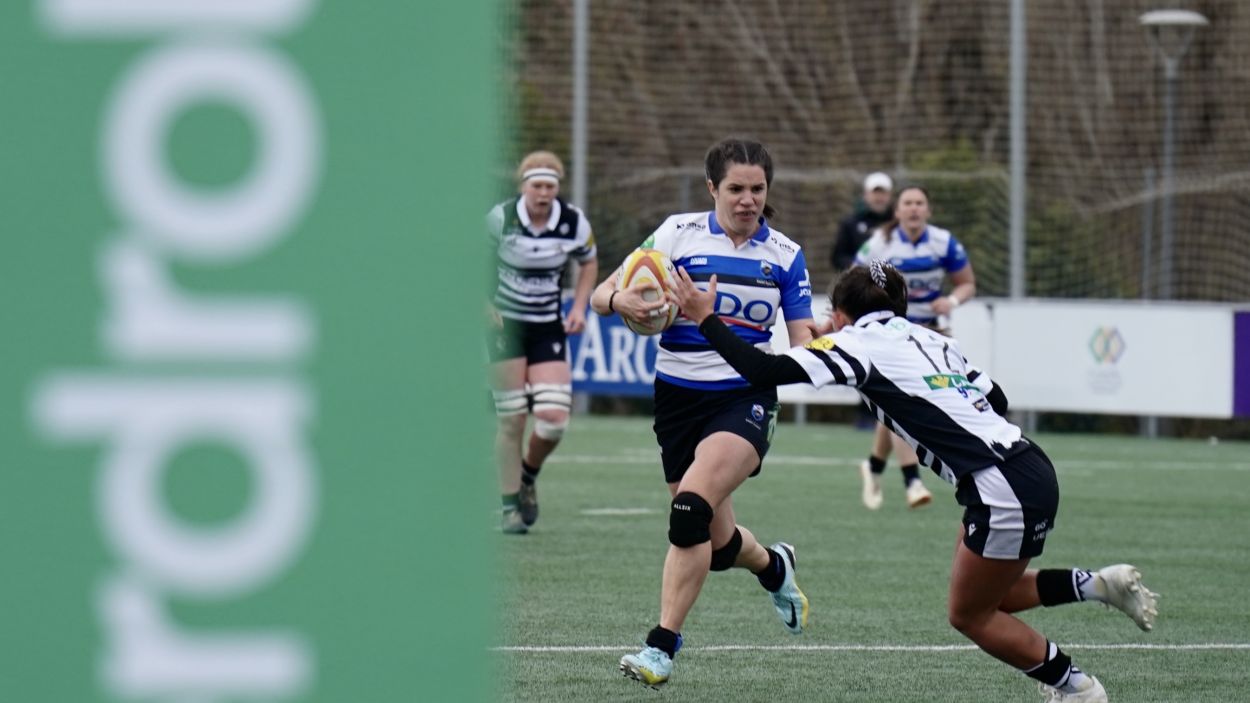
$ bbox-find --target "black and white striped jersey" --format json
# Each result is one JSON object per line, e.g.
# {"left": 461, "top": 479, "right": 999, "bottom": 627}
{"left": 783, "top": 310, "right": 1028, "bottom": 483}
{"left": 487, "top": 196, "right": 596, "bottom": 323}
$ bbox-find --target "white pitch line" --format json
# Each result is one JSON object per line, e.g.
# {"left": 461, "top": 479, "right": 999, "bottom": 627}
{"left": 580, "top": 507, "right": 657, "bottom": 516}
{"left": 494, "top": 643, "right": 1250, "bottom": 653}
{"left": 549, "top": 454, "right": 1250, "bottom": 472}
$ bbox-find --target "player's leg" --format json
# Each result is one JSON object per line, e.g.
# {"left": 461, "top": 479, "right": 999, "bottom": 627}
{"left": 658, "top": 432, "right": 760, "bottom": 635}
{"left": 519, "top": 355, "right": 572, "bottom": 527}
{"left": 955, "top": 451, "right": 1109, "bottom": 701}
{"left": 891, "top": 434, "right": 931, "bottom": 508}
{"left": 949, "top": 539, "right": 1106, "bottom": 701}
{"left": 707, "top": 497, "right": 807, "bottom": 634}
{"left": 859, "top": 422, "right": 891, "bottom": 509}
{"left": 622, "top": 433, "right": 758, "bottom": 688}
{"left": 490, "top": 356, "right": 529, "bottom": 534}
{"left": 998, "top": 567, "right": 1158, "bottom": 631}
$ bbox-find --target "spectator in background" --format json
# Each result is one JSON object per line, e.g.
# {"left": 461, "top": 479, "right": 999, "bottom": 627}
{"left": 831, "top": 171, "right": 895, "bottom": 272}
{"left": 854, "top": 185, "right": 976, "bottom": 510}
{"left": 486, "top": 151, "right": 598, "bottom": 534}
{"left": 833, "top": 172, "right": 895, "bottom": 431}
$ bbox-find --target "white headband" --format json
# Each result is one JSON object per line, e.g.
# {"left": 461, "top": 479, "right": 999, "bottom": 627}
{"left": 521, "top": 167, "right": 561, "bottom": 184}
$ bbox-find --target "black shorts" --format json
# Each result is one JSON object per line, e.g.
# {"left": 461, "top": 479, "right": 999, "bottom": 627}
{"left": 653, "top": 378, "right": 779, "bottom": 484}
{"left": 487, "top": 318, "right": 567, "bottom": 364}
{"left": 955, "top": 444, "right": 1059, "bottom": 560}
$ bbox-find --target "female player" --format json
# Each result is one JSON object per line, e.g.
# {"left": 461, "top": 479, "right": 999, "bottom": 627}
{"left": 487, "top": 151, "right": 598, "bottom": 534}
{"left": 669, "top": 261, "right": 1159, "bottom": 703}
{"left": 591, "top": 138, "right": 816, "bottom": 688}
{"left": 854, "top": 185, "right": 976, "bottom": 510}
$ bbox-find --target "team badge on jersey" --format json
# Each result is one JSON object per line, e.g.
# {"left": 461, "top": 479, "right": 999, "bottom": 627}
{"left": 760, "top": 261, "right": 773, "bottom": 277}
{"left": 750, "top": 404, "right": 766, "bottom": 422}
{"left": 805, "top": 337, "right": 835, "bottom": 351}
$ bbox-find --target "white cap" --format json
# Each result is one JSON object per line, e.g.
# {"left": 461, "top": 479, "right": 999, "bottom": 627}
{"left": 863, "top": 172, "right": 893, "bottom": 192}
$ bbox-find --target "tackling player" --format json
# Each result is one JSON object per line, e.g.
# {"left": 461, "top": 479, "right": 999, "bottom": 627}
{"left": 669, "top": 260, "right": 1158, "bottom": 703}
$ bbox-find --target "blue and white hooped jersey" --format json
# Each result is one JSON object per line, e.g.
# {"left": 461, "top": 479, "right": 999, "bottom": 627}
{"left": 643, "top": 211, "right": 813, "bottom": 390}
{"left": 855, "top": 225, "right": 968, "bottom": 324}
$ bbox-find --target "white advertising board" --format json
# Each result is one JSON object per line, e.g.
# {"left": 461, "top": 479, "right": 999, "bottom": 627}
{"left": 990, "top": 301, "right": 1233, "bottom": 417}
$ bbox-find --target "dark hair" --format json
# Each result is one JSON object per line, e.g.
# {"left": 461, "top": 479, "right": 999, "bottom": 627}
{"left": 878, "top": 184, "right": 930, "bottom": 243}
{"left": 829, "top": 260, "right": 907, "bottom": 320}
{"left": 704, "top": 137, "right": 776, "bottom": 219}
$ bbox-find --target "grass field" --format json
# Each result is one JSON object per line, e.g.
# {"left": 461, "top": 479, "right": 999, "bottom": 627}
{"left": 495, "top": 416, "right": 1250, "bottom": 702}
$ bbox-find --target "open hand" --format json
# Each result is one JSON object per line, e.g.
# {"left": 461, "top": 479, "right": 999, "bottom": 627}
{"left": 668, "top": 267, "right": 717, "bottom": 322}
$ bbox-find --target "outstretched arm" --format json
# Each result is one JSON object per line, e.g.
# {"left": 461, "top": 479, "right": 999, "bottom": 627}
{"left": 670, "top": 268, "right": 813, "bottom": 388}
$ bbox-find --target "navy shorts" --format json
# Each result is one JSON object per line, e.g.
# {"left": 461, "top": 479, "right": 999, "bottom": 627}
{"left": 487, "top": 318, "right": 567, "bottom": 364}
{"left": 955, "top": 444, "right": 1059, "bottom": 560}
{"left": 653, "top": 378, "right": 779, "bottom": 484}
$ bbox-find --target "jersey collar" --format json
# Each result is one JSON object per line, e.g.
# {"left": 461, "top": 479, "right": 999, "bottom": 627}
{"left": 895, "top": 225, "right": 929, "bottom": 244}
{"left": 854, "top": 310, "right": 896, "bottom": 327}
{"left": 708, "top": 211, "right": 771, "bottom": 243}
{"left": 516, "top": 197, "right": 562, "bottom": 233}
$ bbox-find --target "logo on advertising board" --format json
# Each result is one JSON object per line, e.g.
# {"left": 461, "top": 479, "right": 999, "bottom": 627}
{"left": 1087, "top": 326, "right": 1126, "bottom": 393}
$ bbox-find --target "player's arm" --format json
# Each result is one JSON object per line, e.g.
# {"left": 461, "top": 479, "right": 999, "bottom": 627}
{"left": 670, "top": 268, "right": 811, "bottom": 387}
{"left": 781, "top": 249, "right": 818, "bottom": 345}
{"left": 966, "top": 365, "right": 1009, "bottom": 415}
{"left": 932, "top": 238, "right": 976, "bottom": 316}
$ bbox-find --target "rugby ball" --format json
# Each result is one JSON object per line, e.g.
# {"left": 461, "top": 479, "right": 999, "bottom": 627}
{"left": 618, "top": 248, "right": 679, "bottom": 336}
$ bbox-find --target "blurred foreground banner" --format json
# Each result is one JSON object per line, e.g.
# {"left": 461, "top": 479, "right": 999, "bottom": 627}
{"left": 3, "top": 3, "right": 495, "bottom": 701}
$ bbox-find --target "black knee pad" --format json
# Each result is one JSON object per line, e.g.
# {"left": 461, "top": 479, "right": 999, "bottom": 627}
{"left": 668, "top": 492, "right": 713, "bottom": 547}
{"left": 709, "top": 527, "right": 743, "bottom": 571}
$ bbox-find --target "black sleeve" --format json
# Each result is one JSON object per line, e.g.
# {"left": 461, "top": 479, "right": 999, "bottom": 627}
{"left": 697, "top": 315, "right": 814, "bottom": 387}
{"left": 986, "top": 382, "right": 1009, "bottom": 415}
{"left": 831, "top": 218, "right": 858, "bottom": 271}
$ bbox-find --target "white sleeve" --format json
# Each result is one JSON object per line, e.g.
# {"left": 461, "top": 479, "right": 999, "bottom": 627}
{"left": 782, "top": 334, "right": 869, "bottom": 388}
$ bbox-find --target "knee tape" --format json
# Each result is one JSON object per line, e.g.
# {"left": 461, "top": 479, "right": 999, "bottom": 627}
{"left": 529, "top": 383, "right": 572, "bottom": 414}
{"left": 709, "top": 527, "right": 743, "bottom": 572}
{"left": 492, "top": 388, "right": 529, "bottom": 417}
{"left": 533, "top": 416, "right": 569, "bottom": 441}
{"left": 668, "top": 492, "right": 713, "bottom": 548}
{"left": 529, "top": 383, "right": 572, "bottom": 440}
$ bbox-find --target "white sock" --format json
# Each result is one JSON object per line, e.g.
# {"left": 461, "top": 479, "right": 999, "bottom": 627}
{"left": 1058, "top": 664, "right": 1092, "bottom": 694}
{"left": 1074, "top": 569, "right": 1100, "bottom": 602}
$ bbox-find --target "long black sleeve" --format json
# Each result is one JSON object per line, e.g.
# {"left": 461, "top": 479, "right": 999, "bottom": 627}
{"left": 985, "top": 383, "right": 1009, "bottom": 416}
{"left": 697, "top": 315, "right": 814, "bottom": 387}
{"left": 831, "top": 219, "right": 859, "bottom": 271}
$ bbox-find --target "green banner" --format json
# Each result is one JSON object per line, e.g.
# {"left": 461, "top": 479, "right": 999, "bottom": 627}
{"left": 3, "top": 2, "right": 496, "bottom": 700}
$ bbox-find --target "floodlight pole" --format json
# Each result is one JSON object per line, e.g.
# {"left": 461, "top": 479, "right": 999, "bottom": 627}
{"left": 1140, "top": 9, "right": 1207, "bottom": 301}
{"left": 1158, "top": 55, "right": 1179, "bottom": 300}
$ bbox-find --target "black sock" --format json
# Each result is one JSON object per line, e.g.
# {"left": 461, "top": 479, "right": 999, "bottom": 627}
{"left": 1023, "top": 641, "right": 1079, "bottom": 689}
{"left": 868, "top": 456, "right": 887, "bottom": 475}
{"left": 521, "top": 460, "right": 541, "bottom": 485}
{"left": 901, "top": 463, "right": 920, "bottom": 486}
{"left": 1037, "top": 568, "right": 1086, "bottom": 606}
{"left": 502, "top": 493, "right": 520, "bottom": 509}
{"left": 754, "top": 548, "right": 785, "bottom": 592}
{"left": 645, "top": 626, "right": 682, "bottom": 658}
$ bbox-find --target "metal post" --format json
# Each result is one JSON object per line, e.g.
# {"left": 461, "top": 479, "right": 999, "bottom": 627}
{"left": 1008, "top": 0, "right": 1027, "bottom": 299}
{"left": 569, "top": 0, "right": 590, "bottom": 416}
{"left": 1141, "top": 167, "right": 1155, "bottom": 299}
{"left": 571, "top": 0, "right": 588, "bottom": 210}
